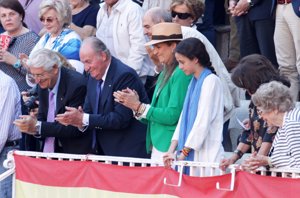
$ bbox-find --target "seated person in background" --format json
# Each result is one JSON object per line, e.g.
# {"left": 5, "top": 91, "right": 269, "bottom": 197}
{"left": 244, "top": 81, "right": 300, "bottom": 170}
{"left": 170, "top": 0, "right": 204, "bottom": 28}
{"left": 220, "top": 54, "right": 290, "bottom": 171}
{"left": 163, "top": 38, "right": 224, "bottom": 176}
{"left": 55, "top": 37, "right": 149, "bottom": 158}
{"left": 14, "top": 48, "right": 91, "bottom": 154}
{"left": 30, "top": 0, "right": 82, "bottom": 72}
{"left": 69, "top": 0, "right": 99, "bottom": 40}
{"left": 0, "top": 70, "right": 21, "bottom": 198}
{"left": 0, "top": 0, "right": 39, "bottom": 92}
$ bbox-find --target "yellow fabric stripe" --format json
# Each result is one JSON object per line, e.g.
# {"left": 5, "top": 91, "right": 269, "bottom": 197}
{"left": 15, "top": 180, "right": 179, "bottom": 198}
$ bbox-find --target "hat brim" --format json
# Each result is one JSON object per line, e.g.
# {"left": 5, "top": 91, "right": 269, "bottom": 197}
{"left": 145, "top": 38, "right": 182, "bottom": 46}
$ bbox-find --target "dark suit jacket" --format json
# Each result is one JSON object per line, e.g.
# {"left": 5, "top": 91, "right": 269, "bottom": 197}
{"left": 247, "top": 0, "right": 274, "bottom": 21}
{"left": 37, "top": 67, "right": 91, "bottom": 154}
{"left": 84, "top": 57, "right": 149, "bottom": 158}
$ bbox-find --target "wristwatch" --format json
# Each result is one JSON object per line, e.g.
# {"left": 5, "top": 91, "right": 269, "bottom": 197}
{"left": 13, "top": 59, "right": 21, "bottom": 69}
{"left": 247, "top": 0, "right": 254, "bottom": 7}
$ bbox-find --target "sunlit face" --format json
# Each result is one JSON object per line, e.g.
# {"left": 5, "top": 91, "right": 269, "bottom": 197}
{"left": 175, "top": 52, "right": 197, "bottom": 76}
{"left": 152, "top": 42, "right": 176, "bottom": 66}
{"left": 40, "top": 9, "right": 61, "bottom": 36}
{"left": 0, "top": 7, "right": 23, "bottom": 34}
{"left": 171, "top": 4, "right": 194, "bottom": 27}
{"left": 80, "top": 45, "right": 108, "bottom": 80}
{"left": 29, "top": 66, "right": 58, "bottom": 89}
{"left": 257, "top": 108, "right": 278, "bottom": 127}
{"left": 143, "top": 14, "right": 155, "bottom": 38}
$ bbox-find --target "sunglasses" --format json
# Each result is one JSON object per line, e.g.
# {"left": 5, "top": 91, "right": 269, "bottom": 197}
{"left": 39, "top": 17, "right": 56, "bottom": 23}
{"left": 171, "top": 11, "right": 192, "bottom": 20}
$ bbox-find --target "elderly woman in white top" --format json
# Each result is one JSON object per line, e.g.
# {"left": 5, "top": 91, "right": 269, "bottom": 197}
{"left": 30, "top": 0, "right": 83, "bottom": 73}
{"left": 244, "top": 81, "right": 300, "bottom": 170}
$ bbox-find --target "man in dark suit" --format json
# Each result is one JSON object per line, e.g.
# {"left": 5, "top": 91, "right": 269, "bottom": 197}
{"left": 56, "top": 37, "right": 149, "bottom": 158}
{"left": 229, "top": 0, "right": 278, "bottom": 68}
{"left": 14, "top": 49, "right": 91, "bottom": 154}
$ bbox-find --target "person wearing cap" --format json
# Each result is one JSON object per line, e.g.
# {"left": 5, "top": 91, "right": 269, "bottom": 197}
{"left": 142, "top": 7, "right": 240, "bottom": 152}
{"left": 114, "top": 23, "right": 192, "bottom": 162}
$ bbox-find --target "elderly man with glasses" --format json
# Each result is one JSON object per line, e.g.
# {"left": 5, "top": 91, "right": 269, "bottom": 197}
{"left": 14, "top": 48, "right": 92, "bottom": 154}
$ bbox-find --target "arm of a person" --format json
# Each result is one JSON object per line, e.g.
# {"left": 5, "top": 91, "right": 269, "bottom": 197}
{"left": 69, "top": 24, "right": 96, "bottom": 40}
{"left": 146, "top": 69, "right": 191, "bottom": 126}
{"left": 69, "top": 5, "right": 99, "bottom": 39}
{"left": 184, "top": 76, "right": 223, "bottom": 150}
{"left": 40, "top": 84, "right": 87, "bottom": 138}
{"left": 89, "top": 72, "right": 145, "bottom": 129}
{"left": 0, "top": 80, "right": 20, "bottom": 151}
{"left": 258, "top": 142, "right": 272, "bottom": 156}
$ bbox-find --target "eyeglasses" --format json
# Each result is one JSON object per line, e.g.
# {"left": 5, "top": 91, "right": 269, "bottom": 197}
{"left": 27, "top": 71, "right": 49, "bottom": 81}
{"left": 171, "top": 11, "right": 192, "bottom": 20}
{"left": 39, "top": 17, "right": 56, "bottom": 23}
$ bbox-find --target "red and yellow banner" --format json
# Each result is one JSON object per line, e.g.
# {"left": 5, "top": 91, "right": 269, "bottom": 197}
{"left": 14, "top": 154, "right": 300, "bottom": 198}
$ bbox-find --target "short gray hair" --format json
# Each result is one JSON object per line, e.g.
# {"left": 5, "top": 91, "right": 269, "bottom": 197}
{"left": 147, "top": 7, "right": 172, "bottom": 24}
{"left": 252, "top": 81, "right": 295, "bottom": 113}
{"left": 27, "top": 48, "right": 62, "bottom": 71}
{"left": 82, "top": 37, "right": 111, "bottom": 58}
{"left": 39, "top": 0, "right": 72, "bottom": 28}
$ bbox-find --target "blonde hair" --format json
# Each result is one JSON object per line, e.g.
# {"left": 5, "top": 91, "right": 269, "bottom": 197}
{"left": 39, "top": 0, "right": 72, "bottom": 28}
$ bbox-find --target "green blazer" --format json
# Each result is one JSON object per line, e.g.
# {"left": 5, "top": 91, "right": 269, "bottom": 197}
{"left": 145, "top": 66, "right": 191, "bottom": 153}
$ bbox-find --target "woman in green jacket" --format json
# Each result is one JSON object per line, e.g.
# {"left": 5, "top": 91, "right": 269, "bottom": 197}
{"left": 114, "top": 23, "right": 191, "bottom": 162}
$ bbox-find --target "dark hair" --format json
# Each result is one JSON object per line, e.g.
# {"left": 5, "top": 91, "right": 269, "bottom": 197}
{"left": 231, "top": 54, "right": 290, "bottom": 94}
{"left": 175, "top": 37, "right": 216, "bottom": 74}
{"left": 0, "top": 0, "right": 25, "bottom": 21}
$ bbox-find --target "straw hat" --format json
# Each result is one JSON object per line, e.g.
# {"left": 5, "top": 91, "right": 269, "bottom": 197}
{"left": 145, "top": 22, "right": 183, "bottom": 46}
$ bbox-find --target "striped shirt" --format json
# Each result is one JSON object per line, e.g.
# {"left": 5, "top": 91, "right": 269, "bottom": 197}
{"left": 0, "top": 70, "right": 22, "bottom": 152}
{"left": 270, "top": 108, "right": 300, "bottom": 168}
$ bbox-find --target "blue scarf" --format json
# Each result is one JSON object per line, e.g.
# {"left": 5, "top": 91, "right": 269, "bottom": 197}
{"left": 178, "top": 68, "right": 212, "bottom": 162}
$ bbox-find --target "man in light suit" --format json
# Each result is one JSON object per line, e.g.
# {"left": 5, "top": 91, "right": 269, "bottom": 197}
{"left": 56, "top": 37, "right": 149, "bottom": 158}
{"left": 14, "top": 49, "right": 91, "bottom": 154}
{"left": 272, "top": 0, "right": 300, "bottom": 101}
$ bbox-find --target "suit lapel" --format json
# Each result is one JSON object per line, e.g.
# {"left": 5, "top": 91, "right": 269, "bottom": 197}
{"left": 99, "top": 60, "right": 115, "bottom": 110}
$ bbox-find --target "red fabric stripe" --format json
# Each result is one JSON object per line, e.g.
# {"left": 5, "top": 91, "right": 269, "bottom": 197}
{"left": 14, "top": 154, "right": 232, "bottom": 197}
{"left": 14, "top": 154, "right": 300, "bottom": 198}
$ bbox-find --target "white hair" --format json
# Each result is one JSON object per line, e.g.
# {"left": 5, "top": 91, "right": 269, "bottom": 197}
{"left": 27, "top": 48, "right": 62, "bottom": 71}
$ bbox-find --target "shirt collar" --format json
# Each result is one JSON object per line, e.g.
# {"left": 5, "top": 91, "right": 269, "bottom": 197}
{"left": 101, "top": 61, "right": 110, "bottom": 82}
{"left": 48, "top": 68, "right": 61, "bottom": 95}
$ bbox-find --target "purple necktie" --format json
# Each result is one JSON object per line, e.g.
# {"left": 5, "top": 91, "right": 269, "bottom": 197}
{"left": 92, "top": 80, "right": 103, "bottom": 149}
{"left": 43, "top": 91, "right": 55, "bottom": 152}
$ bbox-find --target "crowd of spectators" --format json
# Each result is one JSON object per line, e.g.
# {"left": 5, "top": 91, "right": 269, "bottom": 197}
{"left": 1, "top": 0, "right": 300, "bottom": 197}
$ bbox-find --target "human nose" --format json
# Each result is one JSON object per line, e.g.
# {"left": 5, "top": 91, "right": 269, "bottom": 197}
{"left": 84, "top": 64, "right": 90, "bottom": 72}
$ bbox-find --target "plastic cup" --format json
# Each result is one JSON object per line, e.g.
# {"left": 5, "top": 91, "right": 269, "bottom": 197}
{"left": 0, "top": 34, "right": 12, "bottom": 50}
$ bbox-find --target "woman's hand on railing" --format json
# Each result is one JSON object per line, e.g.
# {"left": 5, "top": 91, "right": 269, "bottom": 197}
{"left": 220, "top": 158, "right": 235, "bottom": 171}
